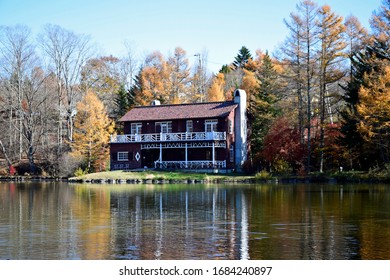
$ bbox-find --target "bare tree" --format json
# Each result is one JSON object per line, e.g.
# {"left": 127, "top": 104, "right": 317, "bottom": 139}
{"left": 0, "top": 25, "right": 35, "bottom": 162}
{"left": 121, "top": 41, "right": 139, "bottom": 90}
{"left": 344, "top": 15, "right": 369, "bottom": 79}
{"left": 38, "top": 24, "right": 93, "bottom": 147}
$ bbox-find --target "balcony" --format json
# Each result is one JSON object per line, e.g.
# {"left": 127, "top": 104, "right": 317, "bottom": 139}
{"left": 154, "top": 160, "right": 226, "bottom": 169}
{"left": 110, "top": 131, "right": 226, "bottom": 143}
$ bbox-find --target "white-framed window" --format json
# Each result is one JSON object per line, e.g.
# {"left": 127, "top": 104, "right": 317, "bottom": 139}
{"left": 117, "top": 152, "right": 129, "bottom": 161}
{"left": 186, "top": 120, "right": 193, "bottom": 133}
{"left": 205, "top": 119, "right": 218, "bottom": 132}
{"left": 156, "top": 121, "right": 172, "bottom": 133}
{"left": 131, "top": 123, "right": 142, "bottom": 134}
{"left": 230, "top": 145, "right": 234, "bottom": 162}
{"left": 228, "top": 119, "right": 233, "bottom": 134}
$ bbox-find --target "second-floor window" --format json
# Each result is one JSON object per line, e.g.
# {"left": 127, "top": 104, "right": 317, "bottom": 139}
{"left": 156, "top": 121, "right": 172, "bottom": 133}
{"left": 205, "top": 119, "right": 218, "bottom": 132}
{"left": 186, "top": 120, "right": 193, "bottom": 133}
{"left": 131, "top": 123, "right": 142, "bottom": 134}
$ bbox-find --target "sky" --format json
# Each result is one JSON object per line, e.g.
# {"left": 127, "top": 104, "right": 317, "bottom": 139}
{"left": 0, "top": 0, "right": 384, "bottom": 73}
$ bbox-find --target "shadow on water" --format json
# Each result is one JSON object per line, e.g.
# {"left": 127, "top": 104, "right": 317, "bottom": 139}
{"left": 1, "top": 182, "right": 390, "bottom": 260}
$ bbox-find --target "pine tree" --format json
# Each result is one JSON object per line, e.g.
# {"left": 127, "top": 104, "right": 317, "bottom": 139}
{"left": 114, "top": 84, "right": 135, "bottom": 119}
{"left": 233, "top": 46, "right": 253, "bottom": 69}
{"left": 251, "top": 52, "right": 281, "bottom": 168}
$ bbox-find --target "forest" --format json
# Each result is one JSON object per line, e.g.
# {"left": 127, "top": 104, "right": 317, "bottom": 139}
{"left": 1, "top": 0, "right": 390, "bottom": 177}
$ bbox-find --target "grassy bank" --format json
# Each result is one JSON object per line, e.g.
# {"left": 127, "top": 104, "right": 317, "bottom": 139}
{"left": 68, "top": 170, "right": 255, "bottom": 184}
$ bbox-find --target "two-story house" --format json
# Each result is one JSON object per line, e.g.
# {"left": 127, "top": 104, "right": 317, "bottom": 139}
{"left": 110, "top": 89, "right": 247, "bottom": 172}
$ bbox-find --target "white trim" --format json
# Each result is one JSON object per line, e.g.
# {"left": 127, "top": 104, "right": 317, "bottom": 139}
{"left": 205, "top": 119, "right": 218, "bottom": 132}
{"left": 111, "top": 132, "right": 226, "bottom": 143}
{"left": 131, "top": 123, "right": 142, "bottom": 134}
{"left": 155, "top": 160, "right": 226, "bottom": 169}
{"left": 186, "top": 120, "right": 193, "bottom": 133}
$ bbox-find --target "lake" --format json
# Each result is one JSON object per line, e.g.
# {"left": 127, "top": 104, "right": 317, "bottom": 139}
{"left": 1, "top": 182, "right": 390, "bottom": 260}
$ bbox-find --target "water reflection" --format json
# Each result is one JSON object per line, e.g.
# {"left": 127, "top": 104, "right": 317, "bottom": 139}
{"left": 1, "top": 182, "right": 390, "bottom": 260}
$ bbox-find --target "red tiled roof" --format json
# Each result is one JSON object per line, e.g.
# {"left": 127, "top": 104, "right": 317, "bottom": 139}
{"left": 120, "top": 101, "right": 237, "bottom": 122}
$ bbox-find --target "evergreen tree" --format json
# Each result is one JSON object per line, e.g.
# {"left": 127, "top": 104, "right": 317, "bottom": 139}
{"left": 251, "top": 52, "right": 281, "bottom": 169}
{"left": 233, "top": 46, "right": 253, "bottom": 69}
{"left": 114, "top": 84, "right": 135, "bottom": 119}
{"left": 219, "top": 64, "right": 232, "bottom": 74}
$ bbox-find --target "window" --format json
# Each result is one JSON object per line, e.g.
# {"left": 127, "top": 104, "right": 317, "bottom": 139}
{"left": 156, "top": 122, "right": 172, "bottom": 133}
{"left": 230, "top": 145, "right": 234, "bottom": 162}
{"left": 205, "top": 119, "right": 218, "bottom": 132}
{"left": 117, "top": 152, "right": 129, "bottom": 161}
{"left": 228, "top": 119, "right": 233, "bottom": 134}
{"left": 131, "top": 123, "right": 142, "bottom": 134}
{"left": 186, "top": 120, "right": 193, "bottom": 133}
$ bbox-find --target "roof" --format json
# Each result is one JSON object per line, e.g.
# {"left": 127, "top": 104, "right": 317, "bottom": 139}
{"left": 120, "top": 101, "right": 237, "bottom": 122}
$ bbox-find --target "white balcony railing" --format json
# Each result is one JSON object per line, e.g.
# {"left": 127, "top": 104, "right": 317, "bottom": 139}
{"left": 110, "top": 131, "right": 226, "bottom": 143}
{"left": 154, "top": 160, "right": 226, "bottom": 169}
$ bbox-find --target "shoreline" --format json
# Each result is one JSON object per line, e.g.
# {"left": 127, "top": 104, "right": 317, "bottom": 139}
{"left": 1, "top": 170, "right": 389, "bottom": 184}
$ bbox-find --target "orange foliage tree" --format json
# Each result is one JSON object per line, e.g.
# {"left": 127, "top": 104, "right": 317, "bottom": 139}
{"left": 71, "top": 90, "right": 115, "bottom": 172}
{"left": 207, "top": 73, "right": 225, "bottom": 101}
{"left": 357, "top": 66, "right": 390, "bottom": 163}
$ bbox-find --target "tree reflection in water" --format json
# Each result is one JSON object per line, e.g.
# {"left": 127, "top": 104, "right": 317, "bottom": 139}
{"left": 1, "top": 182, "right": 390, "bottom": 260}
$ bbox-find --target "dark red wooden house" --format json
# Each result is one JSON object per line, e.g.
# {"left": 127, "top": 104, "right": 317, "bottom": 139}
{"left": 110, "top": 89, "right": 247, "bottom": 172}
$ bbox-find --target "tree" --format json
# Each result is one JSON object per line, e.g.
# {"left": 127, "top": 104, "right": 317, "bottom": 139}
{"left": 134, "top": 51, "right": 170, "bottom": 105}
{"left": 280, "top": 0, "right": 319, "bottom": 173}
{"left": 340, "top": 0, "right": 390, "bottom": 170}
{"left": 71, "top": 90, "right": 114, "bottom": 172}
{"left": 0, "top": 25, "right": 35, "bottom": 161}
{"left": 251, "top": 52, "right": 282, "bottom": 166}
{"left": 344, "top": 15, "right": 368, "bottom": 79}
{"left": 280, "top": 6, "right": 306, "bottom": 144}
{"left": 316, "top": 5, "right": 347, "bottom": 172}
{"left": 121, "top": 40, "right": 139, "bottom": 90}
{"left": 370, "top": 0, "right": 390, "bottom": 48}
{"left": 81, "top": 55, "right": 122, "bottom": 115}
{"left": 20, "top": 67, "right": 50, "bottom": 173}
{"left": 207, "top": 73, "right": 225, "bottom": 101}
{"left": 38, "top": 24, "right": 93, "bottom": 146}
{"left": 300, "top": 0, "right": 319, "bottom": 173}
{"left": 357, "top": 66, "right": 390, "bottom": 163}
{"left": 189, "top": 50, "right": 210, "bottom": 103}
{"left": 261, "top": 116, "right": 305, "bottom": 174}
{"left": 167, "top": 47, "right": 190, "bottom": 104}
{"left": 233, "top": 46, "right": 253, "bottom": 69}
{"left": 114, "top": 84, "right": 135, "bottom": 120}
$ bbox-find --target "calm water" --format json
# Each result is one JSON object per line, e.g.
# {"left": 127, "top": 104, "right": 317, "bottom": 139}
{"left": 1, "top": 182, "right": 390, "bottom": 260}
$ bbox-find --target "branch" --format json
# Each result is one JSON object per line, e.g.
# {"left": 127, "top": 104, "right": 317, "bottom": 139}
{"left": 0, "top": 140, "right": 12, "bottom": 166}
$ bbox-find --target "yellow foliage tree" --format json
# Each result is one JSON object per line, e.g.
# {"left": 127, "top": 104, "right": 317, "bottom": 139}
{"left": 357, "top": 66, "right": 390, "bottom": 161}
{"left": 207, "top": 73, "right": 225, "bottom": 101}
{"left": 71, "top": 90, "right": 115, "bottom": 172}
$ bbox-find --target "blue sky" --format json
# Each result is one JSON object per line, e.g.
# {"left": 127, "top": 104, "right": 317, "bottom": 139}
{"left": 0, "top": 0, "right": 383, "bottom": 72}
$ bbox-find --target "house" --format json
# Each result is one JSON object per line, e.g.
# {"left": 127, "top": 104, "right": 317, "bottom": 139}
{"left": 110, "top": 89, "right": 247, "bottom": 172}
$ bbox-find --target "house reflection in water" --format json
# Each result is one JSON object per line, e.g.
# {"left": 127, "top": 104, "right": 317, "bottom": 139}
{"left": 109, "top": 186, "right": 250, "bottom": 260}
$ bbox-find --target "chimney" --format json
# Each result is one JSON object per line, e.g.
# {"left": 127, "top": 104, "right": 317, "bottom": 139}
{"left": 233, "top": 89, "right": 247, "bottom": 172}
{"left": 150, "top": 100, "right": 161, "bottom": 106}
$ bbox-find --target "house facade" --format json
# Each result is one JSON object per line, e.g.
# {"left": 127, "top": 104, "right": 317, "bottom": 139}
{"left": 110, "top": 89, "right": 247, "bottom": 172}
